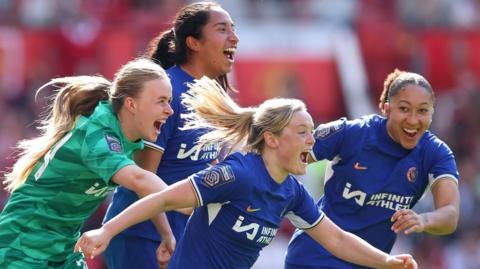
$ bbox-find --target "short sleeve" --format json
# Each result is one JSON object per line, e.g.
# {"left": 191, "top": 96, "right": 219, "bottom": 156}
{"left": 312, "top": 118, "right": 348, "bottom": 161}
{"left": 82, "top": 132, "right": 135, "bottom": 184}
{"left": 427, "top": 139, "right": 459, "bottom": 186}
{"left": 189, "top": 163, "right": 244, "bottom": 206}
{"left": 285, "top": 181, "right": 324, "bottom": 229}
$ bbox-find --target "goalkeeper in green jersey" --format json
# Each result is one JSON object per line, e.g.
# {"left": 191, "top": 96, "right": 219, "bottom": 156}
{"left": 0, "top": 58, "right": 175, "bottom": 268}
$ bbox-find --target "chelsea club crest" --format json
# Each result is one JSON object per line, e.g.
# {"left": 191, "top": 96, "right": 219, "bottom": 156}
{"left": 406, "top": 167, "right": 417, "bottom": 183}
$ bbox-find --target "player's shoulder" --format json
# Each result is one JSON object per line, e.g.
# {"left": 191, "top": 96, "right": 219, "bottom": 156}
{"left": 223, "top": 152, "right": 256, "bottom": 169}
{"left": 81, "top": 102, "right": 119, "bottom": 133}
{"left": 80, "top": 114, "right": 125, "bottom": 153}
{"left": 167, "top": 66, "right": 194, "bottom": 96}
{"left": 419, "top": 131, "right": 453, "bottom": 156}
{"left": 346, "top": 114, "right": 386, "bottom": 141}
{"left": 82, "top": 117, "right": 118, "bottom": 140}
{"left": 284, "top": 174, "right": 306, "bottom": 192}
{"left": 355, "top": 114, "right": 385, "bottom": 129}
{"left": 315, "top": 114, "right": 383, "bottom": 141}
{"left": 194, "top": 152, "right": 251, "bottom": 190}
{"left": 314, "top": 117, "right": 347, "bottom": 140}
{"left": 221, "top": 152, "right": 264, "bottom": 179}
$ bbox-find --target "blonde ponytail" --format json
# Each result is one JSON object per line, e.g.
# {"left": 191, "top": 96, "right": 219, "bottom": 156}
{"left": 182, "top": 77, "right": 307, "bottom": 155}
{"left": 181, "top": 77, "right": 255, "bottom": 153}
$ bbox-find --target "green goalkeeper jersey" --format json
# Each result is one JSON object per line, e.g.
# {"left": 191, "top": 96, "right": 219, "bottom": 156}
{"left": 0, "top": 101, "right": 143, "bottom": 262}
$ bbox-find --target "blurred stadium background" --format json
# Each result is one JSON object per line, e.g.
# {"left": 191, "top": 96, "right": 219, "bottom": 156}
{"left": 1, "top": 0, "right": 480, "bottom": 268}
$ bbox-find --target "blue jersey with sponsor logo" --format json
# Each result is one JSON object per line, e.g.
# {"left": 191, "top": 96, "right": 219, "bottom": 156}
{"left": 168, "top": 152, "right": 323, "bottom": 269}
{"left": 104, "top": 66, "right": 221, "bottom": 241}
{"left": 285, "top": 114, "right": 459, "bottom": 268}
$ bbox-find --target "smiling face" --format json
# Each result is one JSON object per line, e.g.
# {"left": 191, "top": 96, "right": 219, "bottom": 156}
{"left": 194, "top": 6, "right": 239, "bottom": 78}
{"left": 384, "top": 84, "right": 434, "bottom": 149}
{"left": 132, "top": 78, "right": 173, "bottom": 142}
{"left": 272, "top": 110, "right": 315, "bottom": 176}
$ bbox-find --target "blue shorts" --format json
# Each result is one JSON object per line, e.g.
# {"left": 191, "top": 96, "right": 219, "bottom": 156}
{"left": 104, "top": 233, "right": 160, "bottom": 269}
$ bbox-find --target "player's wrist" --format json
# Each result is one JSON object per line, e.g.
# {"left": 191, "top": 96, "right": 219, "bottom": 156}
{"left": 101, "top": 222, "right": 117, "bottom": 240}
{"left": 380, "top": 254, "right": 396, "bottom": 269}
{"left": 419, "top": 212, "right": 429, "bottom": 232}
{"left": 159, "top": 229, "right": 174, "bottom": 240}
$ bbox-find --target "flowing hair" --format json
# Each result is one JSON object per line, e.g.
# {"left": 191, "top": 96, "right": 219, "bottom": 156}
{"left": 181, "top": 77, "right": 306, "bottom": 155}
{"left": 4, "top": 76, "right": 110, "bottom": 192}
{"left": 4, "top": 58, "right": 168, "bottom": 192}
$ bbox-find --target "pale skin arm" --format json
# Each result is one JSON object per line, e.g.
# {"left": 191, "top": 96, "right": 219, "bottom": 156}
{"left": 133, "top": 148, "right": 174, "bottom": 238}
{"left": 75, "top": 179, "right": 197, "bottom": 259}
{"left": 111, "top": 164, "right": 176, "bottom": 264}
{"left": 391, "top": 178, "right": 459, "bottom": 235}
{"left": 134, "top": 146, "right": 164, "bottom": 172}
{"left": 305, "top": 216, "right": 417, "bottom": 269}
{"left": 134, "top": 147, "right": 191, "bottom": 268}
{"left": 135, "top": 147, "right": 194, "bottom": 216}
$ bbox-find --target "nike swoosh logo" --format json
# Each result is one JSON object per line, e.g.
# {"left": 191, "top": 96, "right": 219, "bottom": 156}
{"left": 246, "top": 205, "right": 261, "bottom": 212}
{"left": 354, "top": 162, "right": 368, "bottom": 170}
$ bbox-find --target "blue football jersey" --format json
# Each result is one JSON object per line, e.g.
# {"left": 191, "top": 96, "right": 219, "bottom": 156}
{"left": 167, "top": 152, "right": 324, "bottom": 269}
{"left": 285, "top": 114, "right": 459, "bottom": 269}
{"left": 104, "top": 66, "right": 222, "bottom": 241}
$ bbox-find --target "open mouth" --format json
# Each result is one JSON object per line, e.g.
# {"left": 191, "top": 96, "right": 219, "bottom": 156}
{"left": 300, "top": 151, "right": 309, "bottom": 164}
{"left": 224, "top": 47, "right": 236, "bottom": 61}
{"left": 402, "top": 128, "right": 418, "bottom": 138}
{"left": 154, "top": 120, "right": 163, "bottom": 134}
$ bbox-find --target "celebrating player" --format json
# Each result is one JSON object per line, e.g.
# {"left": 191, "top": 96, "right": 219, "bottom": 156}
{"left": 76, "top": 77, "right": 417, "bottom": 269}
{"left": 103, "top": 1, "right": 239, "bottom": 268}
{"left": 285, "top": 69, "right": 459, "bottom": 268}
{"left": 0, "top": 58, "right": 174, "bottom": 268}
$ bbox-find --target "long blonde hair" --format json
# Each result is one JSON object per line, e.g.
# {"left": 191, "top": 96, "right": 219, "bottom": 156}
{"left": 4, "top": 58, "right": 167, "bottom": 192}
{"left": 181, "top": 77, "right": 307, "bottom": 154}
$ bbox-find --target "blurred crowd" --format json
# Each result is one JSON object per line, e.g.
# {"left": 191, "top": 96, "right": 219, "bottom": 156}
{"left": 1, "top": 0, "right": 480, "bottom": 268}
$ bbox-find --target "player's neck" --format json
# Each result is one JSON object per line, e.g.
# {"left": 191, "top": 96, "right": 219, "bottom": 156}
{"left": 180, "top": 61, "right": 217, "bottom": 80}
{"left": 261, "top": 152, "right": 288, "bottom": 184}
{"left": 117, "top": 110, "right": 138, "bottom": 142}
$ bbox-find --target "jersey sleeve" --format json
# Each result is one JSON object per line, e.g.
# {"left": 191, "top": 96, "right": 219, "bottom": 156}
{"left": 312, "top": 118, "right": 348, "bottom": 161}
{"left": 189, "top": 162, "right": 245, "bottom": 206}
{"left": 427, "top": 138, "right": 459, "bottom": 186}
{"left": 81, "top": 132, "right": 135, "bottom": 185}
{"left": 285, "top": 180, "right": 324, "bottom": 229}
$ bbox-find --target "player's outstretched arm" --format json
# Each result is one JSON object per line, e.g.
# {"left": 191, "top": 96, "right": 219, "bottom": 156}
{"left": 305, "top": 216, "right": 418, "bottom": 269}
{"left": 134, "top": 149, "right": 195, "bottom": 217}
{"left": 74, "top": 179, "right": 197, "bottom": 259}
{"left": 111, "top": 164, "right": 176, "bottom": 259}
{"left": 391, "top": 178, "right": 459, "bottom": 235}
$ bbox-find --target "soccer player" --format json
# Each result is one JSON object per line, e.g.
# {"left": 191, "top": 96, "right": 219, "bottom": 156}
{"left": 76, "top": 77, "right": 417, "bottom": 269}
{"left": 102, "top": 1, "right": 239, "bottom": 268}
{"left": 284, "top": 69, "right": 460, "bottom": 268}
{"left": 0, "top": 58, "right": 175, "bottom": 268}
